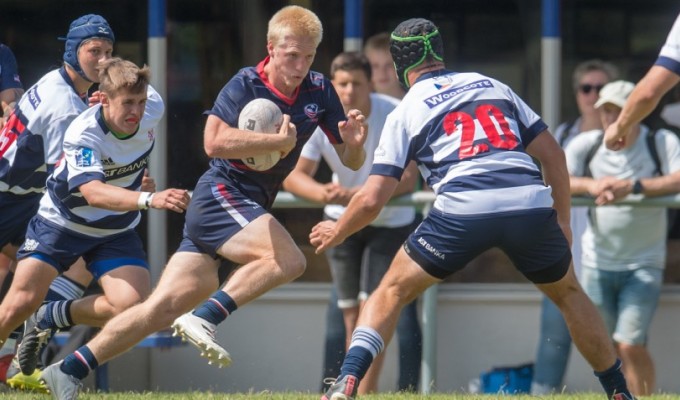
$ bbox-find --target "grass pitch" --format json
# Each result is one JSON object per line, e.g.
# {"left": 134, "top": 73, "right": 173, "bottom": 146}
{"left": 3, "top": 393, "right": 680, "bottom": 400}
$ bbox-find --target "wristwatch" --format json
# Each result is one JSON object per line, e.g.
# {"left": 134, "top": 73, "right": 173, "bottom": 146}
{"left": 632, "top": 179, "right": 644, "bottom": 195}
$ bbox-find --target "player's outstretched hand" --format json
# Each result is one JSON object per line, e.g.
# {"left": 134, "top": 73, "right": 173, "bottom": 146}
{"left": 140, "top": 169, "right": 156, "bottom": 192}
{"left": 149, "top": 189, "right": 191, "bottom": 213}
{"left": 310, "top": 220, "right": 344, "bottom": 254}
{"left": 277, "top": 114, "right": 297, "bottom": 159}
{"left": 339, "top": 109, "right": 368, "bottom": 149}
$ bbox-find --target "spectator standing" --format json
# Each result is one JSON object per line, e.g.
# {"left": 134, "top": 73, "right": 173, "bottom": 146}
{"left": 363, "top": 32, "right": 406, "bottom": 100}
{"left": 531, "top": 59, "right": 619, "bottom": 394}
{"left": 314, "top": 17, "right": 634, "bottom": 400}
{"left": 364, "top": 37, "right": 423, "bottom": 389}
{"left": 605, "top": 14, "right": 680, "bottom": 150}
{"left": 319, "top": 33, "right": 423, "bottom": 393}
{"left": 283, "top": 51, "right": 419, "bottom": 394}
{"left": 565, "top": 80, "right": 680, "bottom": 396}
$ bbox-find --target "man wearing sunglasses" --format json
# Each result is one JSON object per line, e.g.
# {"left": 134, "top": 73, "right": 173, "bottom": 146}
{"left": 565, "top": 80, "right": 680, "bottom": 396}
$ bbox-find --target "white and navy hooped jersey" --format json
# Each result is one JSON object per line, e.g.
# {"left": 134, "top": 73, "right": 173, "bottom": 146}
{"left": 656, "top": 14, "right": 680, "bottom": 76}
{"left": 37, "top": 85, "right": 164, "bottom": 237}
{"left": 0, "top": 67, "right": 87, "bottom": 195}
{"left": 204, "top": 56, "right": 346, "bottom": 210}
{"left": 371, "top": 70, "right": 552, "bottom": 216}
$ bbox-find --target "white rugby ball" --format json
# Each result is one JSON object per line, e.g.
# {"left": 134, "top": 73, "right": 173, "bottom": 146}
{"left": 238, "top": 98, "right": 283, "bottom": 171}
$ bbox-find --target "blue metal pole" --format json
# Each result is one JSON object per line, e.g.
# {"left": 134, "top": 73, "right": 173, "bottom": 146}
{"left": 541, "top": 0, "right": 561, "bottom": 132}
{"left": 344, "top": 0, "right": 363, "bottom": 51}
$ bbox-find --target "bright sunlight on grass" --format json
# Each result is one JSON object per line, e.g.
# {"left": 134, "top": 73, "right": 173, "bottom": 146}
{"left": 4, "top": 392, "right": 680, "bottom": 400}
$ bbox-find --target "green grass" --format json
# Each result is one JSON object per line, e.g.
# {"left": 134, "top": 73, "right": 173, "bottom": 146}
{"left": 3, "top": 392, "right": 680, "bottom": 400}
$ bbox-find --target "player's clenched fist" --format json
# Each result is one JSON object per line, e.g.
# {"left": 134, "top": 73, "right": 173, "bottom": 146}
{"left": 149, "top": 189, "right": 191, "bottom": 213}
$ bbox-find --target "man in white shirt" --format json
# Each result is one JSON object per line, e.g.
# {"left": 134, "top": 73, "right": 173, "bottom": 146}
{"left": 565, "top": 80, "right": 680, "bottom": 396}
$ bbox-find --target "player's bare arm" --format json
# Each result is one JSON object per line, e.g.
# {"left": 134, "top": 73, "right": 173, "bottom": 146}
{"left": 604, "top": 66, "right": 680, "bottom": 150}
{"left": 391, "top": 161, "right": 419, "bottom": 198}
{"left": 525, "top": 130, "right": 572, "bottom": 243}
{"left": 310, "top": 174, "right": 398, "bottom": 253}
{"left": 203, "top": 114, "right": 296, "bottom": 159}
{"left": 79, "top": 180, "right": 190, "bottom": 213}
{"left": 334, "top": 109, "right": 367, "bottom": 170}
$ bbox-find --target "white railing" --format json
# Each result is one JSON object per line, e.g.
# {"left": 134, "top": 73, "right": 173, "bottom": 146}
{"left": 272, "top": 190, "right": 680, "bottom": 394}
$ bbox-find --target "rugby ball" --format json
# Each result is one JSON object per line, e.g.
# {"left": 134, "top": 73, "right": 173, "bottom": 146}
{"left": 238, "top": 98, "right": 283, "bottom": 171}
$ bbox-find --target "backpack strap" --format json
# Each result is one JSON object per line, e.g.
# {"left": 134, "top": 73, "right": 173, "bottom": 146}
{"left": 646, "top": 129, "right": 663, "bottom": 177}
{"left": 557, "top": 119, "right": 577, "bottom": 148}
{"left": 583, "top": 132, "right": 604, "bottom": 178}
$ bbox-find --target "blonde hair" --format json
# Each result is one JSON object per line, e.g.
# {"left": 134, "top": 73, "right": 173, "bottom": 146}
{"left": 97, "top": 57, "right": 150, "bottom": 96}
{"left": 267, "top": 5, "right": 323, "bottom": 47}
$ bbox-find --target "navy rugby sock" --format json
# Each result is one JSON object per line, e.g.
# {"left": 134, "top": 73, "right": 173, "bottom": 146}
{"left": 45, "top": 276, "right": 86, "bottom": 301}
{"left": 339, "top": 326, "right": 385, "bottom": 380}
{"left": 39, "top": 300, "right": 74, "bottom": 330}
{"left": 594, "top": 359, "right": 632, "bottom": 399}
{"left": 61, "top": 345, "right": 98, "bottom": 380}
{"left": 192, "top": 291, "right": 238, "bottom": 325}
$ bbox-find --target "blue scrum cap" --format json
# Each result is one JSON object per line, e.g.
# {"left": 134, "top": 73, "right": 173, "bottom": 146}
{"left": 61, "top": 14, "right": 115, "bottom": 81}
{"left": 390, "top": 18, "right": 444, "bottom": 89}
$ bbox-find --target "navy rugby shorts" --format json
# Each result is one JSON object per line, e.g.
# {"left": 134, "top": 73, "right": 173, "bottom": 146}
{"left": 0, "top": 192, "right": 41, "bottom": 248}
{"left": 178, "top": 179, "right": 268, "bottom": 258}
{"left": 404, "top": 207, "right": 571, "bottom": 284}
{"left": 17, "top": 216, "right": 148, "bottom": 279}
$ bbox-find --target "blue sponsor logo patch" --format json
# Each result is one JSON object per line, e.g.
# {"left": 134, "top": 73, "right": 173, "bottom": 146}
{"left": 27, "top": 87, "right": 41, "bottom": 110}
{"left": 423, "top": 79, "right": 493, "bottom": 108}
{"left": 75, "top": 147, "right": 94, "bottom": 167}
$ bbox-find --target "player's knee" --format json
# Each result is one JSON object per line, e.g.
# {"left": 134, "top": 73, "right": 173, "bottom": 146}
{"left": 278, "top": 247, "right": 306, "bottom": 280}
{"left": 4, "top": 293, "right": 42, "bottom": 326}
